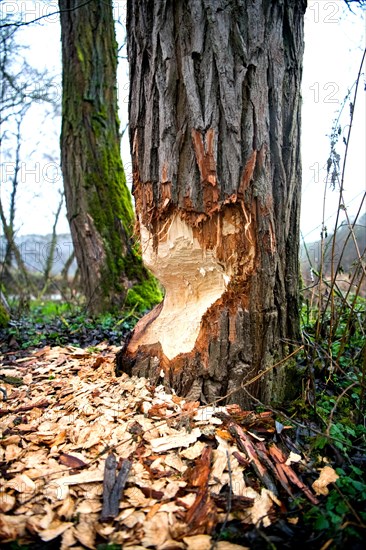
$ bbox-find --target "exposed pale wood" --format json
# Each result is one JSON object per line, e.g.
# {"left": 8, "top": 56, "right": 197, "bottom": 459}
{"left": 129, "top": 214, "right": 230, "bottom": 360}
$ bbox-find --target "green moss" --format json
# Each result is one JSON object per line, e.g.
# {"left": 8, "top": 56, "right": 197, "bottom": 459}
{"left": 61, "top": 13, "right": 160, "bottom": 315}
{"left": 281, "top": 358, "right": 306, "bottom": 402}
{"left": 83, "top": 132, "right": 161, "bottom": 313}
{"left": 86, "top": 136, "right": 134, "bottom": 225}
{"left": 76, "top": 45, "right": 84, "bottom": 64}
{"left": 125, "top": 275, "right": 163, "bottom": 313}
{"left": 0, "top": 303, "right": 10, "bottom": 327}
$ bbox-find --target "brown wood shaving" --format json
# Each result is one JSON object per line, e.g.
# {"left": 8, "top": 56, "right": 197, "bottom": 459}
{"left": 0, "top": 344, "right": 321, "bottom": 547}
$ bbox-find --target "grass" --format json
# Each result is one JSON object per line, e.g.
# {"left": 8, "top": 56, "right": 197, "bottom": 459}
{"left": 289, "top": 52, "right": 366, "bottom": 547}
{"left": 283, "top": 292, "right": 366, "bottom": 547}
{"left": 0, "top": 300, "right": 141, "bottom": 351}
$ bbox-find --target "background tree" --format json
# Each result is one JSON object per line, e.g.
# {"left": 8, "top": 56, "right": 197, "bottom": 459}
{"left": 119, "top": 0, "right": 306, "bottom": 406}
{"left": 0, "top": 18, "right": 56, "bottom": 304}
{"left": 58, "top": 0, "right": 161, "bottom": 314}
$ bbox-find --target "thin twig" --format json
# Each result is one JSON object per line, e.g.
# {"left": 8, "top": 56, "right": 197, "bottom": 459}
{"left": 0, "top": 0, "right": 96, "bottom": 29}
{"left": 334, "top": 483, "right": 366, "bottom": 527}
{"left": 326, "top": 382, "right": 357, "bottom": 437}
{"left": 324, "top": 49, "right": 366, "bottom": 349}
{"left": 241, "top": 387, "right": 366, "bottom": 454}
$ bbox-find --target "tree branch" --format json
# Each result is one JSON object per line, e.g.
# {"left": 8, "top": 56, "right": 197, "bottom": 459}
{"left": 0, "top": 0, "right": 96, "bottom": 29}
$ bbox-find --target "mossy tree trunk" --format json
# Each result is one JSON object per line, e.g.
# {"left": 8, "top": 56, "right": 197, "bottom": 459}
{"left": 119, "top": 0, "right": 306, "bottom": 406}
{"left": 59, "top": 0, "right": 161, "bottom": 314}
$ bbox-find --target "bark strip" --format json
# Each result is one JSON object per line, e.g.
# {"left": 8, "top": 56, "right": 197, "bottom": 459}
{"left": 101, "top": 454, "right": 131, "bottom": 521}
{"left": 229, "top": 422, "right": 278, "bottom": 496}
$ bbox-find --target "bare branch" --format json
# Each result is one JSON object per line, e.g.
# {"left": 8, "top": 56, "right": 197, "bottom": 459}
{"left": 0, "top": 0, "right": 96, "bottom": 29}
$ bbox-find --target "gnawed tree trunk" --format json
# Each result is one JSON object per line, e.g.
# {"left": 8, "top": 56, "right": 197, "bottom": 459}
{"left": 59, "top": 0, "right": 161, "bottom": 314}
{"left": 119, "top": 0, "right": 305, "bottom": 406}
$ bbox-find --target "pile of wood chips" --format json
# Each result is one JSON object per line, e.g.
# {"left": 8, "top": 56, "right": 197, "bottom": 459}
{"left": 0, "top": 344, "right": 334, "bottom": 549}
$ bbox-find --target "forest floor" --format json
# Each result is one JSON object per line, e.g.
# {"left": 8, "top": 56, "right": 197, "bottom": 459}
{"left": 0, "top": 304, "right": 365, "bottom": 550}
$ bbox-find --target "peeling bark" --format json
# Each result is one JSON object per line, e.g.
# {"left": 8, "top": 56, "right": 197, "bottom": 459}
{"left": 120, "top": 0, "right": 306, "bottom": 406}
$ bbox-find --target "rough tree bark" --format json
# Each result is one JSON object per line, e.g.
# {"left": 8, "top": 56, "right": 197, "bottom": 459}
{"left": 59, "top": 0, "right": 161, "bottom": 314}
{"left": 119, "top": 0, "right": 306, "bottom": 406}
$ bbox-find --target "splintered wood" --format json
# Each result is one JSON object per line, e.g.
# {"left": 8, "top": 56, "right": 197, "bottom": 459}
{"left": 133, "top": 214, "right": 230, "bottom": 360}
{"left": 128, "top": 206, "right": 256, "bottom": 366}
{"left": 0, "top": 344, "right": 322, "bottom": 548}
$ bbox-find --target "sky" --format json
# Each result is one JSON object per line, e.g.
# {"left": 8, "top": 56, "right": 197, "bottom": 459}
{"left": 0, "top": 0, "right": 365, "bottom": 245}
{"left": 301, "top": 0, "right": 365, "bottom": 245}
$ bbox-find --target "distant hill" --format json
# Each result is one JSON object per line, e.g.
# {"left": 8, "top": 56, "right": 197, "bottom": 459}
{"left": 0, "top": 233, "right": 77, "bottom": 276}
{"left": 301, "top": 213, "right": 366, "bottom": 288}
{"left": 2, "top": 218, "right": 365, "bottom": 287}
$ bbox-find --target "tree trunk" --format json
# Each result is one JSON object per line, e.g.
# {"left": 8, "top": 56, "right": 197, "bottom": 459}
{"left": 120, "top": 0, "right": 306, "bottom": 406}
{"left": 59, "top": 0, "right": 161, "bottom": 314}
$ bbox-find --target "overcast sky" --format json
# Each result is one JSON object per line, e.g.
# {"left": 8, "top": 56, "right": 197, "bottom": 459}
{"left": 1, "top": 0, "right": 365, "bottom": 244}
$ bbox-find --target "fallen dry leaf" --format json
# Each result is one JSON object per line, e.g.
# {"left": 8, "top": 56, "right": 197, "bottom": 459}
{"left": 250, "top": 488, "right": 278, "bottom": 527}
{"left": 59, "top": 452, "right": 88, "bottom": 469}
{"left": 74, "top": 513, "right": 97, "bottom": 549}
{"left": 5, "top": 444, "right": 22, "bottom": 461}
{"left": 180, "top": 440, "right": 206, "bottom": 460}
{"left": 0, "top": 493, "right": 16, "bottom": 513}
{"left": 39, "top": 521, "right": 73, "bottom": 542}
{"left": 0, "top": 513, "right": 27, "bottom": 540}
{"left": 141, "top": 511, "right": 170, "bottom": 547}
{"left": 150, "top": 427, "right": 201, "bottom": 453}
{"left": 285, "top": 451, "right": 302, "bottom": 465}
{"left": 0, "top": 343, "right": 325, "bottom": 548}
{"left": 312, "top": 466, "right": 339, "bottom": 496}
{"left": 183, "top": 534, "right": 212, "bottom": 550}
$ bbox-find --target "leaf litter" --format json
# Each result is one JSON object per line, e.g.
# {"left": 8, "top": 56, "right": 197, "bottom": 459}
{"left": 0, "top": 344, "right": 334, "bottom": 548}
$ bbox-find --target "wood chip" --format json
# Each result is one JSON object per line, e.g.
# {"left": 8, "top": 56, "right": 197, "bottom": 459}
{"left": 150, "top": 427, "right": 201, "bottom": 453}
{"left": 0, "top": 343, "right": 323, "bottom": 547}
{"left": 39, "top": 521, "right": 73, "bottom": 542}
